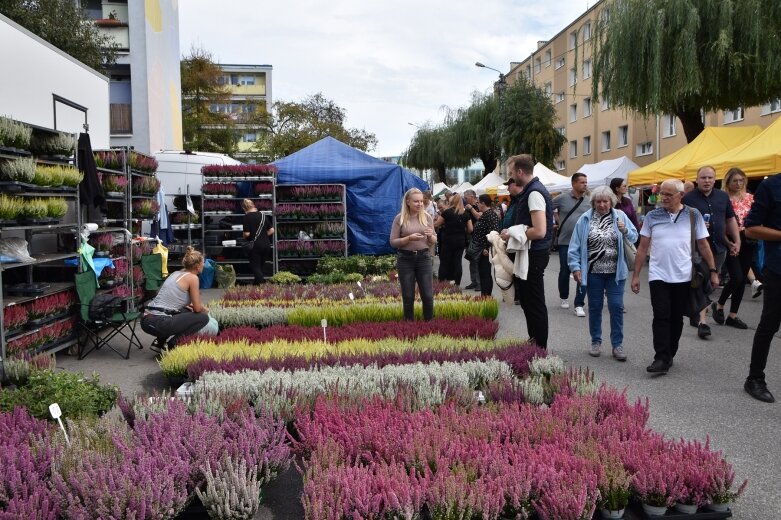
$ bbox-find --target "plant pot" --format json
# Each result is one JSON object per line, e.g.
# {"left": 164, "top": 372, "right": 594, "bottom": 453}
{"left": 600, "top": 508, "right": 625, "bottom": 519}
{"left": 641, "top": 503, "right": 668, "bottom": 517}
{"left": 106, "top": 191, "right": 124, "bottom": 198}
{"left": 94, "top": 250, "right": 110, "bottom": 258}
{"left": 674, "top": 503, "right": 698, "bottom": 514}
{"left": 706, "top": 502, "right": 732, "bottom": 512}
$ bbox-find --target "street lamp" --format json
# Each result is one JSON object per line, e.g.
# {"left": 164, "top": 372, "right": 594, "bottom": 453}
{"left": 475, "top": 62, "right": 508, "bottom": 174}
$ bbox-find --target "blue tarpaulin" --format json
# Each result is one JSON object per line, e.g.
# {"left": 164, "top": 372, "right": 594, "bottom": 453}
{"left": 272, "top": 137, "right": 429, "bottom": 255}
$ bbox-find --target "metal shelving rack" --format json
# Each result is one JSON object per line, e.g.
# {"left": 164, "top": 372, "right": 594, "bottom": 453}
{"left": 200, "top": 174, "right": 275, "bottom": 284}
{"left": 165, "top": 185, "right": 202, "bottom": 268}
{"left": 0, "top": 128, "right": 81, "bottom": 369}
{"left": 273, "top": 183, "right": 347, "bottom": 276}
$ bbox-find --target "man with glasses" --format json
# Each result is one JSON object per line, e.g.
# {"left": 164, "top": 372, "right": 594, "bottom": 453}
{"left": 683, "top": 165, "right": 741, "bottom": 339}
{"left": 631, "top": 179, "right": 720, "bottom": 374}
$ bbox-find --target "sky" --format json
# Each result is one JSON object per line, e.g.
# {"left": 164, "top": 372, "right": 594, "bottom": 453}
{"left": 179, "top": 0, "right": 592, "bottom": 158}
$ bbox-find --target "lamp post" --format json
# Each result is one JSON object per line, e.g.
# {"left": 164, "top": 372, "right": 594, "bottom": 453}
{"left": 475, "top": 62, "right": 508, "bottom": 175}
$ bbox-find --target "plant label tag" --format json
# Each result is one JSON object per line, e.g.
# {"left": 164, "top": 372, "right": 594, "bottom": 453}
{"left": 348, "top": 292, "right": 354, "bottom": 300}
{"left": 49, "top": 403, "right": 62, "bottom": 419}
{"left": 321, "top": 319, "right": 327, "bottom": 328}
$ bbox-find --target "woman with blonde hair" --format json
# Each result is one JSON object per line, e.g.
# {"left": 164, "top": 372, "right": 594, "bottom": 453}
{"left": 712, "top": 167, "right": 756, "bottom": 328}
{"left": 390, "top": 188, "right": 437, "bottom": 320}
{"left": 141, "top": 246, "right": 211, "bottom": 348}
{"left": 434, "top": 192, "right": 473, "bottom": 284}
{"left": 242, "top": 198, "right": 274, "bottom": 284}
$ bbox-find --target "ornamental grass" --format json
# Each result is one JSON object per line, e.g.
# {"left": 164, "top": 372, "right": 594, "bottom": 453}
{"left": 159, "top": 335, "right": 519, "bottom": 380}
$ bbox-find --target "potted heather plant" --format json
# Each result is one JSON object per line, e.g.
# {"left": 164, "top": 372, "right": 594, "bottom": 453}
{"left": 102, "top": 174, "right": 127, "bottom": 197}
{"left": 3, "top": 304, "right": 28, "bottom": 335}
{"left": 46, "top": 198, "right": 68, "bottom": 221}
{"left": 599, "top": 459, "right": 632, "bottom": 519}
{"left": 18, "top": 197, "right": 49, "bottom": 223}
{"left": 92, "top": 233, "right": 113, "bottom": 257}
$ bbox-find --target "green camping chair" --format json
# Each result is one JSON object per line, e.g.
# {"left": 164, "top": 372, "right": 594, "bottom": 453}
{"left": 75, "top": 266, "right": 144, "bottom": 360}
{"left": 141, "top": 252, "right": 165, "bottom": 293}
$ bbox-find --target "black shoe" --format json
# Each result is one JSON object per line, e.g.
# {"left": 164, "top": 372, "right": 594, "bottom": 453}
{"left": 744, "top": 379, "right": 775, "bottom": 403}
{"left": 711, "top": 303, "right": 725, "bottom": 325}
{"left": 646, "top": 360, "right": 670, "bottom": 374}
{"left": 689, "top": 316, "right": 699, "bottom": 328}
{"left": 464, "top": 283, "right": 476, "bottom": 290}
{"left": 752, "top": 282, "right": 763, "bottom": 299}
{"left": 697, "top": 323, "right": 711, "bottom": 339}
{"left": 725, "top": 316, "right": 748, "bottom": 329}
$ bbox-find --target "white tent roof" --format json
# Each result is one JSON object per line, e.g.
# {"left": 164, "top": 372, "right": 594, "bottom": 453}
{"left": 547, "top": 157, "right": 640, "bottom": 192}
{"left": 472, "top": 172, "right": 505, "bottom": 195}
{"left": 534, "top": 163, "right": 570, "bottom": 187}
{"left": 431, "top": 182, "right": 449, "bottom": 197}
{"left": 451, "top": 181, "right": 474, "bottom": 194}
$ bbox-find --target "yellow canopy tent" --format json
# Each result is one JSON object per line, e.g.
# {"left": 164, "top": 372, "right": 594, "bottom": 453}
{"left": 629, "top": 126, "right": 762, "bottom": 185}
{"left": 685, "top": 116, "right": 781, "bottom": 180}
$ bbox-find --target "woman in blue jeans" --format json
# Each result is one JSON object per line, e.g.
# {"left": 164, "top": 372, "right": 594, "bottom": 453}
{"left": 390, "top": 188, "right": 437, "bottom": 320}
{"left": 568, "top": 185, "right": 638, "bottom": 360}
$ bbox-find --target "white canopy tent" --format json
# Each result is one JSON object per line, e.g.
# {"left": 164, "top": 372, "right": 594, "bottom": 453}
{"left": 451, "top": 181, "right": 475, "bottom": 194}
{"left": 472, "top": 172, "right": 505, "bottom": 195}
{"left": 431, "top": 182, "right": 450, "bottom": 197}
{"left": 533, "top": 163, "right": 570, "bottom": 188}
{"left": 547, "top": 157, "right": 639, "bottom": 192}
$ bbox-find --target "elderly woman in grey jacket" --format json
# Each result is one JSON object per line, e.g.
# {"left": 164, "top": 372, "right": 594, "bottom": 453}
{"left": 568, "top": 185, "right": 638, "bottom": 360}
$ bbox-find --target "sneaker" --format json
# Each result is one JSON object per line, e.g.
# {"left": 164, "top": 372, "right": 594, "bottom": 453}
{"left": 725, "top": 316, "right": 748, "bottom": 329}
{"left": 574, "top": 306, "right": 586, "bottom": 317}
{"left": 697, "top": 323, "right": 711, "bottom": 339}
{"left": 612, "top": 346, "right": 627, "bottom": 361}
{"left": 752, "top": 280, "right": 763, "bottom": 299}
{"left": 711, "top": 302, "right": 725, "bottom": 325}
{"left": 560, "top": 299, "right": 570, "bottom": 309}
{"left": 589, "top": 343, "right": 601, "bottom": 357}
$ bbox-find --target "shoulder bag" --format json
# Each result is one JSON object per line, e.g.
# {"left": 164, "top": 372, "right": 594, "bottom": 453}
{"left": 552, "top": 196, "right": 585, "bottom": 251}
{"left": 242, "top": 213, "right": 265, "bottom": 256}
{"left": 618, "top": 210, "right": 637, "bottom": 270}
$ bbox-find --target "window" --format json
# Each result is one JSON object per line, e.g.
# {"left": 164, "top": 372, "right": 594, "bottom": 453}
{"left": 618, "top": 125, "right": 629, "bottom": 147}
{"left": 662, "top": 114, "right": 677, "bottom": 138}
{"left": 724, "top": 106, "right": 745, "bottom": 124}
{"left": 636, "top": 141, "right": 654, "bottom": 156}
{"left": 544, "top": 82, "right": 552, "bottom": 96}
{"left": 601, "top": 6, "right": 611, "bottom": 23}
{"left": 555, "top": 91, "right": 565, "bottom": 104}
{"left": 239, "top": 75, "right": 256, "bottom": 86}
{"left": 582, "top": 22, "right": 592, "bottom": 41}
{"left": 556, "top": 126, "right": 566, "bottom": 136}
{"left": 583, "top": 97, "right": 592, "bottom": 117}
{"left": 583, "top": 136, "right": 592, "bottom": 155}
{"left": 524, "top": 65, "right": 532, "bottom": 79}
{"left": 555, "top": 56, "right": 565, "bottom": 69}
{"left": 583, "top": 59, "right": 592, "bottom": 80}
{"left": 570, "top": 103, "right": 578, "bottom": 122}
{"left": 601, "top": 97, "right": 610, "bottom": 111}
{"left": 534, "top": 57, "right": 542, "bottom": 74}
{"left": 569, "top": 31, "right": 578, "bottom": 50}
{"left": 569, "top": 67, "right": 577, "bottom": 86}
{"left": 556, "top": 160, "right": 566, "bottom": 171}
{"left": 601, "top": 131, "right": 611, "bottom": 151}
{"left": 544, "top": 50, "right": 552, "bottom": 67}
{"left": 761, "top": 99, "right": 781, "bottom": 115}
{"left": 570, "top": 140, "right": 578, "bottom": 158}
{"left": 242, "top": 133, "right": 257, "bottom": 142}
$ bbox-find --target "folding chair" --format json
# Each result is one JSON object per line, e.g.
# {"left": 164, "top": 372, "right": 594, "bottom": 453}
{"left": 141, "top": 252, "right": 165, "bottom": 293}
{"left": 75, "top": 266, "right": 144, "bottom": 360}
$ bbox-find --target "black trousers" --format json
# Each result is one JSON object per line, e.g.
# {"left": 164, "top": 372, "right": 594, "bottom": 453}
{"left": 478, "top": 252, "right": 493, "bottom": 297}
{"left": 749, "top": 269, "right": 781, "bottom": 382}
{"left": 516, "top": 251, "right": 549, "bottom": 348}
{"left": 397, "top": 251, "right": 434, "bottom": 321}
{"left": 718, "top": 238, "right": 756, "bottom": 314}
{"left": 649, "top": 280, "right": 690, "bottom": 363}
{"left": 140, "top": 311, "right": 209, "bottom": 346}
{"left": 437, "top": 242, "right": 465, "bottom": 284}
{"left": 250, "top": 244, "right": 270, "bottom": 284}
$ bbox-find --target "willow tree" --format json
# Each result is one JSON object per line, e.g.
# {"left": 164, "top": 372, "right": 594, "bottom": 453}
{"left": 444, "top": 92, "right": 500, "bottom": 174}
{"left": 500, "top": 78, "right": 566, "bottom": 168}
{"left": 592, "top": 0, "right": 781, "bottom": 143}
{"left": 403, "top": 126, "right": 463, "bottom": 184}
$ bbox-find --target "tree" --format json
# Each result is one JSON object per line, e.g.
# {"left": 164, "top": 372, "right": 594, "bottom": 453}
{"left": 444, "top": 92, "right": 501, "bottom": 174}
{"left": 403, "top": 126, "right": 462, "bottom": 184}
{"left": 256, "top": 93, "right": 378, "bottom": 159}
{"left": 0, "top": 0, "right": 118, "bottom": 71}
{"left": 180, "top": 47, "right": 236, "bottom": 154}
{"left": 592, "top": 0, "right": 781, "bottom": 142}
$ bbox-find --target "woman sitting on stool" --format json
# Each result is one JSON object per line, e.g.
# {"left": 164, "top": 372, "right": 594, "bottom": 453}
{"left": 141, "top": 246, "right": 210, "bottom": 349}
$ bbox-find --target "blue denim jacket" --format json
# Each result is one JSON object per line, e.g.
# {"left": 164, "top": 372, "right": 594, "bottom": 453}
{"left": 567, "top": 208, "right": 639, "bottom": 287}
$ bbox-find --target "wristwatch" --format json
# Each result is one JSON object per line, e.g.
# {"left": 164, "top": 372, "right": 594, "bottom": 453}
{"left": 709, "top": 268, "right": 718, "bottom": 273}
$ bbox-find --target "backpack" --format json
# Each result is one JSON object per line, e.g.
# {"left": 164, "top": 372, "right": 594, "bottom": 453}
{"left": 89, "top": 294, "right": 123, "bottom": 321}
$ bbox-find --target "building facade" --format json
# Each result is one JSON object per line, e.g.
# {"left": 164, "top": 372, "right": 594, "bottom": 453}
{"left": 212, "top": 64, "right": 273, "bottom": 160}
{"left": 83, "top": 0, "right": 183, "bottom": 153}
{"left": 507, "top": 0, "right": 781, "bottom": 180}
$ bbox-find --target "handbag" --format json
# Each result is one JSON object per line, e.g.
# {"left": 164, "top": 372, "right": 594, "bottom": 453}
{"left": 618, "top": 211, "right": 637, "bottom": 270}
{"left": 465, "top": 241, "right": 482, "bottom": 262}
{"left": 242, "top": 213, "right": 265, "bottom": 256}
{"left": 684, "top": 208, "right": 713, "bottom": 317}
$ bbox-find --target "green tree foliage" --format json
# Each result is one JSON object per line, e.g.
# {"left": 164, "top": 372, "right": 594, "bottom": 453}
{"left": 256, "top": 93, "right": 378, "bottom": 159}
{"left": 180, "top": 47, "right": 236, "bottom": 154}
{"left": 592, "top": 0, "right": 781, "bottom": 142}
{"left": 0, "top": 0, "right": 118, "bottom": 71}
{"left": 403, "top": 126, "right": 458, "bottom": 184}
{"left": 445, "top": 92, "right": 500, "bottom": 174}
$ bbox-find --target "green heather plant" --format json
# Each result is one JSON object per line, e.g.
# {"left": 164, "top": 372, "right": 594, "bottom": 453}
{"left": 32, "top": 165, "right": 53, "bottom": 186}
{"left": 315, "top": 254, "right": 397, "bottom": 276}
{"left": 0, "top": 115, "right": 32, "bottom": 149}
{"left": 269, "top": 271, "right": 302, "bottom": 284}
{"left": 209, "top": 302, "right": 288, "bottom": 328}
{"left": 19, "top": 197, "right": 49, "bottom": 219}
{"left": 60, "top": 166, "right": 83, "bottom": 187}
{"left": 0, "top": 193, "right": 23, "bottom": 220}
{"left": 46, "top": 198, "right": 68, "bottom": 219}
{"left": 29, "top": 132, "right": 76, "bottom": 156}
{"left": 0, "top": 156, "right": 35, "bottom": 182}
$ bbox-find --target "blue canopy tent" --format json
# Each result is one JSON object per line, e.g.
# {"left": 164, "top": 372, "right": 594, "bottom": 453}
{"left": 272, "top": 137, "right": 429, "bottom": 254}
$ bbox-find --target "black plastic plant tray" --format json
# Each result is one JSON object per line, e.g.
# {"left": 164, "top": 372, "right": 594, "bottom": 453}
{"left": 619, "top": 501, "right": 731, "bottom": 520}
{"left": 7, "top": 283, "right": 51, "bottom": 295}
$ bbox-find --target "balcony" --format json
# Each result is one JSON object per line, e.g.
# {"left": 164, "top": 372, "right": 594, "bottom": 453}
{"left": 96, "top": 22, "right": 129, "bottom": 50}
{"left": 110, "top": 103, "right": 132, "bottom": 135}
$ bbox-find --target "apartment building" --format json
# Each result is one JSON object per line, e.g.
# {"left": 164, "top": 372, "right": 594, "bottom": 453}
{"left": 507, "top": 0, "right": 781, "bottom": 179}
{"left": 83, "top": 0, "right": 183, "bottom": 153}
{"left": 212, "top": 64, "right": 273, "bottom": 159}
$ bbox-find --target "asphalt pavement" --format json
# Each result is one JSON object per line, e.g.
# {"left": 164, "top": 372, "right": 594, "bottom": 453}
{"left": 55, "top": 254, "right": 781, "bottom": 519}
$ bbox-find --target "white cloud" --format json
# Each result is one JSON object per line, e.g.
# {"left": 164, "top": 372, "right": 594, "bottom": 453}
{"left": 179, "top": 0, "right": 591, "bottom": 157}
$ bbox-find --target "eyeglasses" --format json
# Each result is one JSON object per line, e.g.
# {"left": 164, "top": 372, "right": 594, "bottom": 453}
{"left": 659, "top": 191, "right": 679, "bottom": 198}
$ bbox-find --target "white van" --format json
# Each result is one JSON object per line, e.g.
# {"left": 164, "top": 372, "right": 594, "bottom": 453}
{"left": 153, "top": 150, "right": 242, "bottom": 196}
